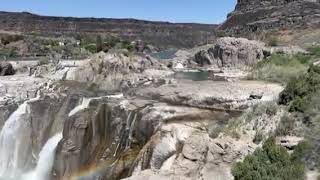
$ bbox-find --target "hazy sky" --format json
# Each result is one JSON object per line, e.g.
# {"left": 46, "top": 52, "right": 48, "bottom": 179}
{"left": 1, "top": 0, "right": 236, "bottom": 24}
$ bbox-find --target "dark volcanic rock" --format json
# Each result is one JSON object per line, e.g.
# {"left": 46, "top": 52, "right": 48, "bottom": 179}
{"left": 220, "top": 0, "right": 320, "bottom": 33}
{"left": 0, "top": 11, "right": 217, "bottom": 48}
{"left": 0, "top": 62, "right": 15, "bottom": 76}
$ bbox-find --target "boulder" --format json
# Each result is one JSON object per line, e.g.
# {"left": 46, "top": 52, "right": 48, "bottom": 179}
{"left": 0, "top": 62, "right": 15, "bottom": 76}
{"left": 194, "top": 37, "right": 265, "bottom": 68}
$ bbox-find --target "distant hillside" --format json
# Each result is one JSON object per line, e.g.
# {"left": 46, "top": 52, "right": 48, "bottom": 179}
{"left": 0, "top": 11, "right": 217, "bottom": 48}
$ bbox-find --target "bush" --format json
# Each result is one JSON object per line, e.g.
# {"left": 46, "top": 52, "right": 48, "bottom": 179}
{"left": 84, "top": 44, "right": 97, "bottom": 54}
{"left": 289, "top": 97, "right": 308, "bottom": 112}
{"left": 307, "top": 46, "right": 320, "bottom": 58}
{"left": 249, "top": 54, "right": 309, "bottom": 83}
{"left": 0, "top": 47, "right": 18, "bottom": 57}
{"left": 0, "top": 34, "right": 24, "bottom": 45}
{"left": 232, "top": 138, "right": 305, "bottom": 180}
{"left": 275, "top": 115, "right": 295, "bottom": 136}
{"left": 279, "top": 64, "right": 320, "bottom": 112}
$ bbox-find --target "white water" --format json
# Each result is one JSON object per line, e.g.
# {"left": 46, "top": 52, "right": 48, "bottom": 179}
{"left": 23, "top": 133, "right": 62, "bottom": 180}
{"left": 0, "top": 97, "right": 62, "bottom": 180}
{"left": 68, "top": 94, "right": 124, "bottom": 117}
{"left": 0, "top": 100, "right": 32, "bottom": 178}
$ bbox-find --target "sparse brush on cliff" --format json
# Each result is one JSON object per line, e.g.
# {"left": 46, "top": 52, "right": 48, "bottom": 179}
{"left": 0, "top": 34, "right": 24, "bottom": 45}
{"left": 0, "top": 47, "right": 18, "bottom": 58}
{"left": 248, "top": 53, "right": 311, "bottom": 84}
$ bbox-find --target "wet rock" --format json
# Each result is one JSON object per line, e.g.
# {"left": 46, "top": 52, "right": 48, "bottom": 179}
{"left": 53, "top": 96, "right": 151, "bottom": 180}
{"left": 0, "top": 97, "right": 18, "bottom": 129}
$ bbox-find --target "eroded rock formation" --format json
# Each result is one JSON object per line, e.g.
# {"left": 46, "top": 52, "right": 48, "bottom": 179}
{"left": 193, "top": 37, "right": 265, "bottom": 68}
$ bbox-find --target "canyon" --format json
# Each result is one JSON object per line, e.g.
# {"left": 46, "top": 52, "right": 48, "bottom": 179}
{"left": 0, "top": 11, "right": 217, "bottom": 48}
{"left": 1, "top": 0, "right": 320, "bottom": 180}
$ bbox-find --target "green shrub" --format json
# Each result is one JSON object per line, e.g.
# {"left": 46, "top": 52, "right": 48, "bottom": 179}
{"left": 275, "top": 115, "right": 295, "bottom": 136}
{"left": 289, "top": 97, "right": 308, "bottom": 112}
{"left": 0, "top": 34, "right": 24, "bottom": 45}
{"left": 0, "top": 47, "right": 18, "bottom": 57}
{"left": 249, "top": 54, "right": 309, "bottom": 83}
{"left": 232, "top": 138, "right": 305, "bottom": 180}
{"left": 84, "top": 44, "right": 97, "bottom": 54}
{"left": 279, "top": 64, "right": 320, "bottom": 112}
{"left": 307, "top": 46, "right": 320, "bottom": 58}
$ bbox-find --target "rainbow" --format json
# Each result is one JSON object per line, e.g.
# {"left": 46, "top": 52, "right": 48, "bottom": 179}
{"left": 65, "top": 158, "right": 119, "bottom": 180}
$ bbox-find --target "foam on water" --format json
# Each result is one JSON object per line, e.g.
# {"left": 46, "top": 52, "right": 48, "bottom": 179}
{"left": 0, "top": 97, "right": 62, "bottom": 180}
{"left": 23, "top": 133, "right": 62, "bottom": 180}
{"left": 0, "top": 100, "right": 32, "bottom": 178}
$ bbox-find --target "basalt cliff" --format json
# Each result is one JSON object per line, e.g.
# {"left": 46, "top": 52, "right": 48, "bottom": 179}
{"left": 220, "top": 0, "right": 320, "bottom": 33}
{"left": 0, "top": 11, "right": 217, "bottom": 48}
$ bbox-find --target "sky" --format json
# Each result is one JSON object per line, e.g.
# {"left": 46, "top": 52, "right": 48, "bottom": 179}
{"left": 0, "top": 0, "right": 236, "bottom": 24}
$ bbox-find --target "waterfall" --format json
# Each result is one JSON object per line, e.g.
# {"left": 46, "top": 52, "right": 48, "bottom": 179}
{"left": 0, "top": 100, "right": 33, "bottom": 178}
{"left": 23, "top": 133, "right": 62, "bottom": 180}
{"left": 0, "top": 97, "right": 62, "bottom": 180}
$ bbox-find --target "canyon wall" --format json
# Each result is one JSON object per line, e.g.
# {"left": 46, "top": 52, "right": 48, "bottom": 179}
{"left": 220, "top": 0, "right": 320, "bottom": 33}
{"left": 0, "top": 11, "right": 217, "bottom": 48}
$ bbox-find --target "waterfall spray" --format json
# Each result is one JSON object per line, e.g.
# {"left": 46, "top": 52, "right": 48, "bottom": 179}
{"left": 23, "top": 133, "right": 62, "bottom": 180}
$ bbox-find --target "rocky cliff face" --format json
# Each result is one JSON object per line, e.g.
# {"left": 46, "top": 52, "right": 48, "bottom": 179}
{"left": 220, "top": 0, "right": 320, "bottom": 33}
{"left": 0, "top": 11, "right": 217, "bottom": 48}
{"left": 0, "top": 38, "right": 287, "bottom": 180}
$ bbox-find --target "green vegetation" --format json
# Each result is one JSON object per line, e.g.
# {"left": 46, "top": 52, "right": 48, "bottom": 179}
{"left": 307, "top": 46, "right": 320, "bottom": 57}
{"left": 248, "top": 53, "right": 310, "bottom": 84}
{"left": 0, "top": 47, "right": 18, "bottom": 57}
{"left": 84, "top": 43, "right": 97, "bottom": 54}
{"left": 0, "top": 34, "right": 24, "bottom": 45}
{"left": 232, "top": 138, "right": 306, "bottom": 180}
{"left": 279, "top": 65, "right": 320, "bottom": 112}
{"left": 275, "top": 114, "right": 295, "bottom": 136}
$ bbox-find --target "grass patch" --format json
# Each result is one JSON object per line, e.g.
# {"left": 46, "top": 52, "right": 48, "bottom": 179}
{"left": 248, "top": 53, "right": 311, "bottom": 84}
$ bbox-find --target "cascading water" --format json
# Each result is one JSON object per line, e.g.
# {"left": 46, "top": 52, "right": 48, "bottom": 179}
{"left": 0, "top": 100, "right": 33, "bottom": 179}
{"left": 23, "top": 133, "right": 62, "bottom": 180}
{"left": 0, "top": 97, "right": 62, "bottom": 180}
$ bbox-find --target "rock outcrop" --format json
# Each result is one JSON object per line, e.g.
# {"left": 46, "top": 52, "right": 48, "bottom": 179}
{"left": 51, "top": 52, "right": 171, "bottom": 92}
{"left": 193, "top": 37, "right": 265, "bottom": 68}
{"left": 0, "top": 47, "right": 286, "bottom": 180}
{"left": 220, "top": 0, "right": 320, "bottom": 33}
{"left": 0, "top": 62, "right": 15, "bottom": 76}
